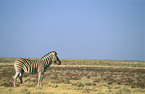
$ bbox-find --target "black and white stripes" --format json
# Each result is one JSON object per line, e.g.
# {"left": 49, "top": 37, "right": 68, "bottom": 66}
{"left": 14, "top": 51, "right": 61, "bottom": 87}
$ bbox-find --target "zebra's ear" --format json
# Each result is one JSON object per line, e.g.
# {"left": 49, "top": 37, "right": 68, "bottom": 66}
{"left": 55, "top": 52, "right": 57, "bottom": 55}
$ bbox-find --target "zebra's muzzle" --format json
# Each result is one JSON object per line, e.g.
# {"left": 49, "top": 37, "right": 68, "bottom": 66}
{"left": 55, "top": 60, "right": 61, "bottom": 65}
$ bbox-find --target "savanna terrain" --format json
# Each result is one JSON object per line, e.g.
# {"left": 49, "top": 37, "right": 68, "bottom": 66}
{"left": 0, "top": 58, "right": 145, "bottom": 94}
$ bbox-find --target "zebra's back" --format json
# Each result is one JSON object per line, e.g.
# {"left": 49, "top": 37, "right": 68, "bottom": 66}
{"left": 14, "top": 58, "right": 39, "bottom": 73}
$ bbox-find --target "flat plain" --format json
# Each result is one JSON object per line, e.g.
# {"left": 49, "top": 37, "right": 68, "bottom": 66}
{"left": 0, "top": 58, "right": 145, "bottom": 94}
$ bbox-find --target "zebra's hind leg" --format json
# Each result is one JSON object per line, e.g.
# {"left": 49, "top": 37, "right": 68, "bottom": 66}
{"left": 14, "top": 72, "right": 20, "bottom": 87}
{"left": 19, "top": 72, "right": 24, "bottom": 86}
{"left": 38, "top": 72, "right": 41, "bottom": 87}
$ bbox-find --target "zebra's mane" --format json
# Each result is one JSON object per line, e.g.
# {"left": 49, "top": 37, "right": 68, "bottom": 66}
{"left": 41, "top": 51, "right": 57, "bottom": 59}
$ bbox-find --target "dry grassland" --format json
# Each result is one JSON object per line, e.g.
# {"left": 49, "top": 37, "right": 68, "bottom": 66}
{"left": 0, "top": 58, "right": 145, "bottom": 94}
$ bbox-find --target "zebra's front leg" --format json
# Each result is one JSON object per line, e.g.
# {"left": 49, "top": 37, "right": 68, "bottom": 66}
{"left": 38, "top": 72, "right": 44, "bottom": 87}
{"left": 14, "top": 72, "right": 20, "bottom": 87}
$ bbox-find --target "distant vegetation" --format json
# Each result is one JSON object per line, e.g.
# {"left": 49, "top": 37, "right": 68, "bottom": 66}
{"left": 0, "top": 57, "right": 145, "bottom": 94}
{"left": 0, "top": 57, "right": 145, "bottom": 67}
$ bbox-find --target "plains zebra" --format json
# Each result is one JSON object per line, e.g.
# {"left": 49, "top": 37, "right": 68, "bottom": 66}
{"left": 14, "top": 51, "right": 61, "bottom": 87}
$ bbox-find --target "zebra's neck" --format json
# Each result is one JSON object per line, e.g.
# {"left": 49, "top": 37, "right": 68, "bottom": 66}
{"left": 42, "top": 57, "right": 52, "bottom": 70}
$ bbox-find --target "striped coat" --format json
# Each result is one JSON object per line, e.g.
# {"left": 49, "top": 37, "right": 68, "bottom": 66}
{"left": 14, "top": 51, "right": 61, "bottom": 87}
{"left": 14, "top": 58, "right": 50, "bottom": 73}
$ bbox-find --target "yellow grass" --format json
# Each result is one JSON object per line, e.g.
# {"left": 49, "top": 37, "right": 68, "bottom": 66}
{"left": 0, "top": 58, "right": 145, "bottom": 94}
{"left": 0, "top": 83, "right": 145, "bottom": 94}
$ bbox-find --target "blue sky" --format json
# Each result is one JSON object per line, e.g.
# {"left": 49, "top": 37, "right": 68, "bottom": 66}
{"left": 0, "top": 0, "right": 144, "bottom": 61}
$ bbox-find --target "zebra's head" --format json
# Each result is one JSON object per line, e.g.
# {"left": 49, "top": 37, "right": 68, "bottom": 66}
{"left": 41, "top": 51, "right": 61, "bottom": 65}
{"left": 51, "top": 51, "right": 61, "bottom": 65}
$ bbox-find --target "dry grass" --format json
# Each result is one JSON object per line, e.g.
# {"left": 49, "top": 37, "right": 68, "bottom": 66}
{"left": 0, "top": 58, "right": 145, "bottom": 94}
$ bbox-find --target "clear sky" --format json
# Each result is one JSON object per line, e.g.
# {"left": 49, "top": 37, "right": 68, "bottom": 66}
{"left": 0, "top": 0, "right": 144, "bottom": 61}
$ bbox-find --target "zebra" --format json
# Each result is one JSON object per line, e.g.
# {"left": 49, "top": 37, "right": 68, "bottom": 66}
{"left": 14, "top": 51, "right": 61, "bottom": 87}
